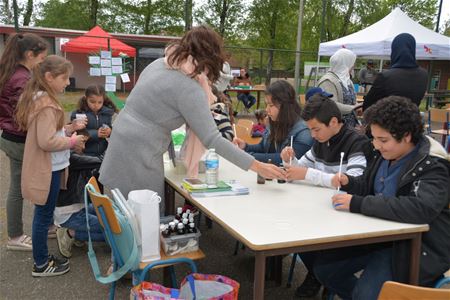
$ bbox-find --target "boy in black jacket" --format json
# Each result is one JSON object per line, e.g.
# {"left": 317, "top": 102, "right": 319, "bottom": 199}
{"left": 315, "top": 96, "right": 450, "bottom": 300}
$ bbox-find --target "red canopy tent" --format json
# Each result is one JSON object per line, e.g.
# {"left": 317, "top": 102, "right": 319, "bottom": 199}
{"left": 61, "top": 25, "right": 136, "bottom": 57}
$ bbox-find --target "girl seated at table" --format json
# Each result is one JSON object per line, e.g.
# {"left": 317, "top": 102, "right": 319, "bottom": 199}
{"left": 233, "top": 80, "right": 313, "bottom": 166}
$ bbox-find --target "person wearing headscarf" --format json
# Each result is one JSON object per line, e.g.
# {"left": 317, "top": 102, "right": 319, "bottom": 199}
{"left": 318, "top": 48, "right": 358, "bottom": 127}
{"left": 362, "top": 33, "right": 427, "bottom": 111}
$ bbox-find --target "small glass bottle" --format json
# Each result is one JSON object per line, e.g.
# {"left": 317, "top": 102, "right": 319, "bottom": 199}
{"left": 176, "top": 207, "right": 183, "bottom": 220}
{"left": 182, "top": 212, "right": 188, "bottom": 220}
{"left": 266, "top": 159, "right": 273, "bottom": 180}
{"left": 188, "top": 222, "right": 197, "bottom": 233}
{"left": 177, "top": 223, "right": 185, "bottom": 235}
{"left": 182, "top": 218, "right": 189, "bottom": 226}
{"left": 169, "top": 222, "right": 176, "bottom": 234}
{"left": 257, "top": 173, "right": 266, "bottom": 184}
{"left": 277, "top": 163, "right": 286, "bottom": 183}
{"left": 160, "top": 224, "right": 170, "bottom": 237}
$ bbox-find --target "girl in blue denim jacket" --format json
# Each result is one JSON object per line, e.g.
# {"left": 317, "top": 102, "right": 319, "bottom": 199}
{"left": 234, "top": 80, "right": 313, "bottom": 165}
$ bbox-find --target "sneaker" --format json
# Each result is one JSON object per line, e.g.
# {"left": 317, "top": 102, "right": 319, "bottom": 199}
{"left": 7, "top": 234, "right": 32, "bottom": 251}
{"left": 48, "top": 254, "right": 69, "bottom": 267}
{"left": 32, "top": 255, "right": 70, "bottom": 277}
{"left": 48, "top": 224, "right": 58, "bottom": 239}
{"left": 56, "top": 227, "right": 74, "bottom": 258}
{"left": 295, "top": 272, "right": 322, "bottom": 298}
{"left": 73, "top": 240, "right": 85, "bottom": 248}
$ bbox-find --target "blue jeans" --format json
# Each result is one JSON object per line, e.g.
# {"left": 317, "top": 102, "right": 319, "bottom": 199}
{"left": 237, "top": 93, "right": 256, "bottom": 109}
{"left": 313, "top": 245, "right": 393, "bottom": 300}
{"left": 32, "top": 171, "right": 61, "bottom": 266}
{"left": 60, "top": 204, "right": 105, "bottom": 242}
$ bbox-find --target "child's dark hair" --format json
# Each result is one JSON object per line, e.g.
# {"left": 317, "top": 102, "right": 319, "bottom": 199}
{"left": 266, "top": 80, "right": 302, "bottom": 145}
{"left": 301, "top": 94, "right": 342, "bottom": 124}
{"left": 254, "top": 109, "right": 267, "bottom": 121}
{"left": 364, "top": 96, "right": 423, "bottom": 144}
{"left": 0, "top": 33, "right": 48, "bottom": 92}
{"left": 76, "top": 128, "right": 90, "bottom": 140}
{"left": 76, "top": 84, "right": 118, "bottom": 113}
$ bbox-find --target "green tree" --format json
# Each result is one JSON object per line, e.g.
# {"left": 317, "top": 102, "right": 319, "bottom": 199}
{"left": 194, "top": 0, "right": 245, "bottom": 40}
{"left": 35, "top": 0, "right": 92, "bottom": 30}
{"left": 246, "top": 0, "right": 298, "bottom": 85}
{"left": 99, "top": 0, "right": 184, "bottom": 35}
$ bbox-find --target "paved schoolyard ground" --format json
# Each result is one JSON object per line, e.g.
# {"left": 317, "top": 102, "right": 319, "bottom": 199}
{"left": 0, "top": 148, "right": 316, "bottom": 300}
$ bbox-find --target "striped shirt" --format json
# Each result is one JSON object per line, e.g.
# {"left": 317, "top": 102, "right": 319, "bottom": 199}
{"left": 292, "top": 125, "right": 369, "bottom": 188}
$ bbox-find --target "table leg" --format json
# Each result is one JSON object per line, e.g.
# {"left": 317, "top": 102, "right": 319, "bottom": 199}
{"left": 254, "top": 252, "right": 266, "bottom": 300}
{"left": 164, "top": 181, "right": 175, "bottom": 215}
{"left": 256, "top": 91, "right": 261, "bottom": 109}
{"left": 409, "top": 233, "right": 422, "bottom": 285}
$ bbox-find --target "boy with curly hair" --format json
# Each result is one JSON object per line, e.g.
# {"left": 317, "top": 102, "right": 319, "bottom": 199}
{"left": 314, "top": 96, "right": 450, "bottom": 300}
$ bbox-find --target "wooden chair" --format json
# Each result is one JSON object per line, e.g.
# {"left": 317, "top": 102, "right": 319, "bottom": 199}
{"left": 378, "top": 281, "right": 450, "bottom": 300}
{"left": 236, "top": 118, "right": 254, "bottom": 130}
{"left": 427, "top": 108, "right": 450, "bottom": 149}
{"left": 299, "top": 94, "right": 306, "bottom": 107}
{"left": 235, "top": 124, "right": 261, "bottom": 144}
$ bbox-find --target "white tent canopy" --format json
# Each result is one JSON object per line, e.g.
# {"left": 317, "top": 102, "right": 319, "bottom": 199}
{"left": 318, "top": 7, "right": 450, "bottom": 60}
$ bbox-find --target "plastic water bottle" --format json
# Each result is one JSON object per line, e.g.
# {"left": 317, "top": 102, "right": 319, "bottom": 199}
{"left": 205, "top": 148, "right": 219, "bottom": 187}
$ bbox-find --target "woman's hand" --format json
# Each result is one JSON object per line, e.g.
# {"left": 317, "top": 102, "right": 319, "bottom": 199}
{"left": 250, "top": 160, "right": 286, "bottom": 180}
{"left": 331, "top": 173, "right": 349, "bottom": 189}
{"left": 280, "top": 146, "right": 295, "bottom": 163}
{"left": 331, "top": 193, "right": 352, "bottom": 211}
{"left": 232, "top": 137, "right": 246, "bottom": 149}
{"left": 285, "top": 165, "right": 307, "bottom": 181}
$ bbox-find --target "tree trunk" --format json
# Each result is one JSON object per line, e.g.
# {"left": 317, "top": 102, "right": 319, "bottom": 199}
{"left": 144, "top": 0, "right": 152, "bottom": 34}
{"left": 265, "top": 8, "right": 278, "bottom": 86}
{"left": 3, "top": 0, "right": 12, "bottom": 23}
{"left": 340, "top": 0, "right": 354, "bottom": 36}
{"left": 218, "top": 0, "right": 228, "bottom": 37}
{"left": 89, "top": 0, "right": 99, "bottom": 28}
{"left": 22, "top": 0, "right": 33, "bottom": 26}
{"left": 326, "top": 0, "right": 332, "bottom": 40}
{"left": 184, "top": 0, "right": 192, "bottom": 31}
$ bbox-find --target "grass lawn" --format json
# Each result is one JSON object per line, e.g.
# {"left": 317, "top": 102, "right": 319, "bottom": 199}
{"left": 60, "top": 90, "right": 129, "bottom": 112}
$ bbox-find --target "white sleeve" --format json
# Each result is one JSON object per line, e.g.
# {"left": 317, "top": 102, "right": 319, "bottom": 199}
{"left": 304, "top": 168, "right": 335, "bottom": 188}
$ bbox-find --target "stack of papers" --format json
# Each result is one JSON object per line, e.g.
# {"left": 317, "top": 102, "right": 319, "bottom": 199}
{"left": 189, "top": 181, "right": 249, "bottom": 198}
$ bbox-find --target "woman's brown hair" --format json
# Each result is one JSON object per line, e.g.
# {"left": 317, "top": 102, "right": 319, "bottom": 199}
{"left": 266, "top": 80, "right": 302, "bottom": 146}
{"left": 167, "top": 25, "right": 225, "bottom": 83}
{"left": 76, "top": 84, "right": 118, "bottom": 113}
{"left": 15, "top": 55, "right": 73, "bottom": 131}
{"left": 0, "top": 33, "right": 48, "bottom": 92}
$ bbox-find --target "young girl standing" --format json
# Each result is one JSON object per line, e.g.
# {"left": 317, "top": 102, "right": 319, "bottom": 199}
{"left": 15, "top": 55, "right": 86, "bottom": 277}
{"left": 70, "top": 84, "right": 118, "bottom": 157}
{"left": 0, "top": 33, "right": 48, "bottom": 251}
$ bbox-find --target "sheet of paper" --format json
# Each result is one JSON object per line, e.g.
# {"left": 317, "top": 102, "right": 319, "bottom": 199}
{"left": 88, "top": 56, "right": 100, "bottom": 65}
{"left": 101, "top": 67, "right": 112, "bottom": 76}
{"left": 105, "top": 83, "right": 116, "bottom": 92}
{"left": 105, "top": 76, "right": 116, "bottom": 84}
{"left": 100, "top": 50, "right": 112, "bottom": 59}
{"left": 112, "top": 65, "right": 123, "bottom": 74}
{"left": 112, "top": 57, "right": 122, "bottom": 65}
{"left": 120, "top": 73, "right": 130, "bottom": 83}
{"left": 101, "top": 59, "right": 112, "bottom": 67}
{"left": 89, "top": 68, "right": 101, "bottom": 76}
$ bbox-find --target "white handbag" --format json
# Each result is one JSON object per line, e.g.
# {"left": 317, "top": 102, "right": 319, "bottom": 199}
{"left": 127, "top": 189, "right": 161, "bottom": 262}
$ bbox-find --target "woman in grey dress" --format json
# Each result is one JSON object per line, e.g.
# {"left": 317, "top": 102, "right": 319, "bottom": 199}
{"left": 99, "top": 26, "right": 285, "bottom": 211}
